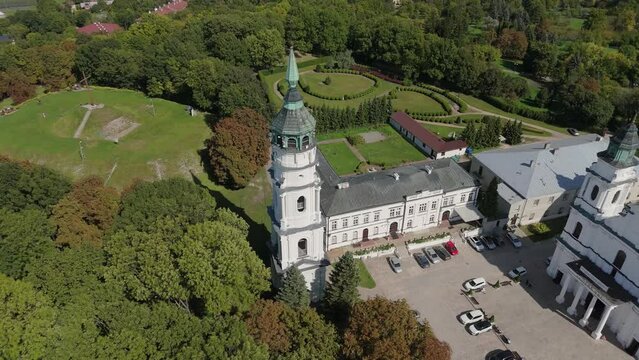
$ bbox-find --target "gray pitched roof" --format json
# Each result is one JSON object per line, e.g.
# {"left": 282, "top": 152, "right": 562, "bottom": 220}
{"left": 317, "top": 153, "right": 478, "bottom": 217}
{"left": 474, "top": 135, "right": 609, "bottom": 199}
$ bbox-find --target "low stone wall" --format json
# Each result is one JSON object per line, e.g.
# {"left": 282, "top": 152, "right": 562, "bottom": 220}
{"left": 353, "top": 246, "right": 396, "bottom": 260}
{"left": 406, "top": 236, "right": 451, "bottom": 251}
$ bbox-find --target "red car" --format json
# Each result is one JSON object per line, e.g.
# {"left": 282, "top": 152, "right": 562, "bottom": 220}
{"left": 444, "top": 240, "right": 458, "bottom": 256}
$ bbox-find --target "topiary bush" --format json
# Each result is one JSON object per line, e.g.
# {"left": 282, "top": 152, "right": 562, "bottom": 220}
{"left": 528, "top": 222, "right": 551, "bottom": 235}
{"left": 324, "top": 76, "right": 332, "bottom": 85}
{"left": 346, "top": 134, "right": 365, "bottom": 146}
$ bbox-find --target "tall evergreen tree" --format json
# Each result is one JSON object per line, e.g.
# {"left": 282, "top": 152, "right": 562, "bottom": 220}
{"left": 323, "top": 252, "right": 359, "bottom": 321}
{"left": 478, "top": 177, "right": 500, "bottom": 219}
{"left": 512, "top": 121, "right": 523, "bottom": 145}
{"left": 276, "top": 266, "right": 310, "bottom": 309}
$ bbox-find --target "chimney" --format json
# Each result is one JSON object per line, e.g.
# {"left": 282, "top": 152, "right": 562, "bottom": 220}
{"left": 544, "top": 143, "right": 550, "bottom": 149}
{"left": 529, "top": 160, "right": 534, "bottom": 167}
{"left": 393, "top": 172, "right": 400, "bottom": 181}
{"left": 337, "top": 182, "right": 350, "bottom": 189}
{"left": 424, "top": 165, "right": 433, "bottom": 174}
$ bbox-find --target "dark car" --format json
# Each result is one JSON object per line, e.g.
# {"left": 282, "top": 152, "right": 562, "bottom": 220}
{"left": 488, "top": 349, "right": 522, "bottom": 360}
{"left": 567, "top": 128, "right": 580, "bottom": 136}
{"left": 434, "top": 245, "right": 451, "bottom": 261}
{"left": 413, "top": 252, "right": 430, "bottom": 268}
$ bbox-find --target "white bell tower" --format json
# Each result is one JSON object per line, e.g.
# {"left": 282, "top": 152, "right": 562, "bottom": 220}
{"left": 574, "top": 123, "right": 639, "bottom": 220}
{"left": 269, "top": 48, "right": 326, "bottom": 300}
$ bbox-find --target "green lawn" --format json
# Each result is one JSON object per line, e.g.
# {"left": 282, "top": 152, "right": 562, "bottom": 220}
{"left": 356, "top": 259, "right": 376, "bottom": 289}
{"left": 318, "top": 142, "right": 361, "bottom": 175}
{"left": 316, "top": 124, "right": 385, "bottom": 142}
{"left": 392, "top": 90, "right": 446, "bottom": 113}
{"left": 455, "top": 93, "right": 567, "bottom": 133}
{"left": 301, "top": 72, "right": 374, "bottom": 98}
{"left": 0, "top": 87, "right": 210, "bottom": 188}
{"left": 355, "top": 125, "right": 425, "bottom": 167}
{"left": 262, "top": 66, "right": 396, "bottom": 110}
{"left": 424, "top": 116, "right": 551, "bottom": 137}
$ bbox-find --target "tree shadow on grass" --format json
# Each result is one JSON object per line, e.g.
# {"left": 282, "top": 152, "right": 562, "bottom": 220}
{"left": 192, "top": 148, "right": 272, "bottom": 269}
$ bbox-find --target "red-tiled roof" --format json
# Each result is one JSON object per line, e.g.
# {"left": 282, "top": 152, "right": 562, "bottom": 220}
{"left": 390, "top": 112, "right": 467, "bottom": 153}
{"left": 77, "top": 22, "right": 122, "bottom": 35}
{"left": 154, "top": 0, "right": 188, "bottom": 15}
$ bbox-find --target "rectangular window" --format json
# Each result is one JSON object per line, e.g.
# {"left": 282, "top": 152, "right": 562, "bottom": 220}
{"left": 330, "top": 235, "right": 337, "bottom": 244}
{"left": 374, "top": 226, "right": 379, "bottom": 235}
{"left": 353, "top": 231, "right": 358, "bottom": 240}
{"left": 389, "top": 208, "right": 395, "bottom": 217}
{"left": 395, "top": 207, "right": 401, "bottom": 216}
{"left": 331, "top": 221, "right": 337, "bottom": 231}
{"left": 431, "top": 202, "right": 437, "bottom": 210}
{"left": 353, "top": 216, "right": 359, "bottom": 226}
{"left": 374, "top": 212, "right": 380, "bottom": 221}
{"left": 533, "top": 199, "right": 540, "bottom": 206}
{"left": 408, "top": 206, "right": 414, "bottom": 215}
{"left": 364, "top": 214, "right": 369, "bottom": 223}
{"left": 469, "top": 192, "right": 474, "bottom": 201}
{"left": 407, "top": 219, "right": 413, "bottom": 228}
{"left": 342, "top": 218, "right": 348, "bottom": 228}
{"left": 429, "top": 215, "right": 435, "bottom": 223}
{"left": 419, "top": 203, "right": 427, "bottom": 212}
{"left": 342, "top": 233, "right": 348, "bottom": 242}
{"left": 461, "top": 194, "right": 466, "bottom": 202}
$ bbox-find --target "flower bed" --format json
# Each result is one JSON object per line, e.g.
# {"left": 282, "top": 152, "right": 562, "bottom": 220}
{"left": 352, "top": 243, "right": 396, "bottom": 259}
{"left": 406, "top": 232, "right": 451, "bottom": 250}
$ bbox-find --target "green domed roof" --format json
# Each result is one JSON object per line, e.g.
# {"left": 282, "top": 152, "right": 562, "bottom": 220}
{"left": 599, "top": 122, "right": 639, "bottom": 168}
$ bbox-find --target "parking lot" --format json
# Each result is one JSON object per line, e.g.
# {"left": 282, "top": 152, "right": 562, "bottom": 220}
{"left": 359, "top": 235, "right": 632, "bottom": 360}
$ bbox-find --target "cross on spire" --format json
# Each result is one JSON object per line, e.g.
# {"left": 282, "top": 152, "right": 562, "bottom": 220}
{"left": 285, "top": 47, "right": 299, "bottom": 88}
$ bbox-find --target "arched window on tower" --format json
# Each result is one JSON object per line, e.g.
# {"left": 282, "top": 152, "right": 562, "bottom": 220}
{"left": 590, "top": 185, "right": 599, "bottom": 201}
{"left": 298, "top": 239, "right": 307, "bottom": 257}
{"left": 287, "top": 137, "right": 297, "bottom": 149}
{"left": 302, "top": 136, "right": 310, "bottom": 149}
{"left": 612, "top": 190, "right": 621, "bottom": 204}
{"left": 611, "top": 250, "right": 626, "bottom": 277}
{"left": 572, "top": 222, "right": 583, "bottom": 239}
{"left": 297, "top": 196, "right": 305, "bottom": 212}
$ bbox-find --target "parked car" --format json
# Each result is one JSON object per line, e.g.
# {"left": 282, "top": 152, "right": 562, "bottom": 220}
{"left": 388, "top": 256, "right": 402, "bottom": 273}
{"left": 463, "top": 277, "right": 486, "bottom": 291}
{"left": 505, "top": 232, "right": 522, "bottom": 248}
{"left": 488, "top": 350, "right": 522, "bottom": 360}
{"left": 434, "top": 245, "right": 451, "bottom": 260}
{"left": 413, "top": 252, "right": 430, "bottom": 268}
{"left": 480, "top": 235, "right": 496, "bottom": 250}
{"left": 567, "top": 128, "right": 580, "bottom": 136}
{"left": 468, "top": 319, "right": 493, "bottom": 335}
{"left": 424, "top": 247, "right": 441, "bottom": 264}
{"left": 459, "top": 309, "right": 485, "bottom": 325}
{"left": 468, "top": 236, "right": 486, "bottom": 252}
{"left": 444, "top": 240, "right": 459, "bottom": 255}
{"left": 508, "top": 266, "right": 527, "bottom": 279}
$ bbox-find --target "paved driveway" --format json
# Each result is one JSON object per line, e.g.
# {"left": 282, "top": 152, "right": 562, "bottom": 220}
{"left": 360, "top": 236, "right": 631, "bottom": 360}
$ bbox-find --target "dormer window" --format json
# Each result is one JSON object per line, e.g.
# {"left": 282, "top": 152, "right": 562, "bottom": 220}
{"left": 302, "top": 136, "right": 310, "bottom": 149}
{"left": 287, "top": 138, "right": 297, "bottom": 149}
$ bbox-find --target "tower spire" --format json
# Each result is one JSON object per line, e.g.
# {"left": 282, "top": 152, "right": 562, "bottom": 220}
{"left": 286, "top": 47, "right": 299, "bottom": 88}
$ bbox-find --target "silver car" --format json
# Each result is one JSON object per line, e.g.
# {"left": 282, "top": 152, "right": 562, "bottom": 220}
{"left": 424, "top": 247, "right": 441, "bottom": 264}
{"left": 505, "top": 233, "right": 522, "bottom": 248}
{"left": 388, "top": 256, "right": 402, "bottom": 273}
{"left": 480, "top": 235, "right": 496, "bottom": 250}
{"left": 468, "top": 237, "right": 486, "bottom": 252}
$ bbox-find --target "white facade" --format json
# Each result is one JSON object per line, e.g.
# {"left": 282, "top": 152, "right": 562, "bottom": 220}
{"left": 547, "top": 124, "right": 639, "bottom": 356}
{"left": 326, "top": 187, "right": 478, "bottom": 250}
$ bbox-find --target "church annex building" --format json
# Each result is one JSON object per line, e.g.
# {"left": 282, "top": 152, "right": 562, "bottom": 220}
{"left": 268, "top": 49, "right": 482, "bottom": 298}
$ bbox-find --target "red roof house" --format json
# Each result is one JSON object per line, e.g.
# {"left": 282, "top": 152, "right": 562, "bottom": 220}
{"left": 153, "top": 0, "right": 188, "bottom": 15}
{"left": 390, "top": 112, "right": 467, "bottom": 159}
{"left": 77, "top": 22, "right": 122, "bottom": 35}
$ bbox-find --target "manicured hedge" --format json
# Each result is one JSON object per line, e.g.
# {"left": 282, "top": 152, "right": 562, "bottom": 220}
{"left": 486, "top": 96, "right": 552, "bottom": 122}
{"left": 417, "top": 83, "right": 469, "bottom": 113}
{"left": 260, "top": 56, "right": 332, "bottom": 76}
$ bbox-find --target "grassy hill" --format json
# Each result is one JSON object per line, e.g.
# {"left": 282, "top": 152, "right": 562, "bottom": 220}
{"left": 0, "top": 87, "right": 210, "bottom": 188}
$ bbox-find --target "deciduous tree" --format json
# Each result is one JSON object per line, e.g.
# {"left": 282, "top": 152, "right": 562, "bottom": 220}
{"left": 206, "top": 108, "right": 270, "bottom": 189}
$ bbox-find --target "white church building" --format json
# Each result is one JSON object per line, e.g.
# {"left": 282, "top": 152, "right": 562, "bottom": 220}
{"left": 268, "top": 49, "right": 482, "bottom": 299}
{"left": 547, "top": 122, "right": 639, "bottom": 357}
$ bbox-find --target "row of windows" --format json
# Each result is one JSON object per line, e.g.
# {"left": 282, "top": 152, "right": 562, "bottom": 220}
{"left": 276, "top": 135, "right": 311, "bottom": 149}
{"left": 531, "top": 193, "right": 571, "bottom": 207}
{"left": 330, "top": 227, "right": 381, "bottom": 244}
{"left": 331, "top": 211, "right": 382, "bottom": 230}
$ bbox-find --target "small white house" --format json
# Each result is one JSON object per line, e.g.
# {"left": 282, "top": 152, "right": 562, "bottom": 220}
{"left": 390, "top": 112, "right": 467, "bottom": 159}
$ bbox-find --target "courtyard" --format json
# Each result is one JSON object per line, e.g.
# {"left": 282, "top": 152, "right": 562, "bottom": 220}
{"left": 359, "top": 234, "right": 632, "bottom": 360}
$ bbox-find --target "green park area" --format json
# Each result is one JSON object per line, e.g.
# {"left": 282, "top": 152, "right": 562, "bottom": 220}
{"left": 391, "top": 90, "right": 446, "bottom": 113}
{"left": 318, "top": 141, "right": 362, "bottom": 175}
{"left": 0, "top": 87, "right": 210, "bottom": 188}
{"left": 301, "top": 72, "right": 375, "bottom": 99}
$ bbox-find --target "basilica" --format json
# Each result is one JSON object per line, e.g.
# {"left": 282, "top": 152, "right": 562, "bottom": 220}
{"left": 268, "top": 50, "right": 481, "bottom": 298}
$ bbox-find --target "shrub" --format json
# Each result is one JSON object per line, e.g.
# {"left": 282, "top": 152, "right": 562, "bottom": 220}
{"left": 528, "top": 222, "right": 551, "bottom": 235}
{"left": 352, "top": 243, "right": 394, "bottom": 256}
{"left": 324, "top": 76, "right": 332, "bottom": 85}
{"left": 346, "top": 134, "right": 364, "bottom": 146}
{"left": 406, "top": 232, "right": 450, "bottom": 245}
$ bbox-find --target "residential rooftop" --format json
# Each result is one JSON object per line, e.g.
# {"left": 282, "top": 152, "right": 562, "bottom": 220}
{"left": 390, "top": 112, "right": 467, "bottom": 153}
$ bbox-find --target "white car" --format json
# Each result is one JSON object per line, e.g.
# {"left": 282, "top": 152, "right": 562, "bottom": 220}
{"left": 388, "top": 256, "right": 402, "bottom": 273}
{"left": 468, "top": 237, "right": 486, "bottom": 252}
{"left": 468, "top": 319, "right": 493, "bottom": 335}
{"left": 459, "top": 310, "right": 485, "bottom": 325}
{"left": 424, "top": 247, "right": 441, "bottom": 264}
{"left": 508, "top": 266, "right": 527, "bottom": 279}
{"left": 463, "top": 277, "right": 486, "bottom": 291}
{"left": 505, "top": 233, "right": 522, "bottom": 248}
